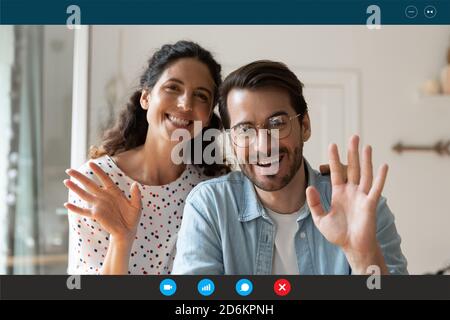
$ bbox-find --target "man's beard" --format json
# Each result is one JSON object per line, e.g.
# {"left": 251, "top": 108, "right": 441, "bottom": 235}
{"left": 239, "top": 145, "right": 304, "bottom": 192}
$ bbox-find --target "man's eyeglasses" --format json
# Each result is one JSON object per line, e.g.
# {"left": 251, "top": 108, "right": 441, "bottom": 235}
{"left": 230, "top": 113, "right": 302, "bottom": 148}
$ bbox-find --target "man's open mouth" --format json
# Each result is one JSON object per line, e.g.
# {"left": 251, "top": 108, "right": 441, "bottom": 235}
{"left": 256, "top": 154, "right": 285, "bottom": 167}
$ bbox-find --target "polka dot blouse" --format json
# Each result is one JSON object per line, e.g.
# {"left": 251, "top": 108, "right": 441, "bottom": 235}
{"left": 67, "top": 155, "right": 214, "bottom": 275}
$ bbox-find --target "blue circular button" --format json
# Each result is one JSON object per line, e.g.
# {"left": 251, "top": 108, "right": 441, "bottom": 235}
{"left": 236, "top": 279, "right": 253, "bottom": 297}
{"left": 197, "top": 279, "right": 215, "bottom": 297}
{"left": 159, "top": 279, "right": 177, "bottom": 296}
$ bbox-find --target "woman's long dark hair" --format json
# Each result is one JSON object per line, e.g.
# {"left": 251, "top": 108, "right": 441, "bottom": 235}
{"left": 90, "top": 40, "right": 229, "bottom": 176}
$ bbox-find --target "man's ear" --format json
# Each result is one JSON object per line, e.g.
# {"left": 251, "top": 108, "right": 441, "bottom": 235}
{"left": 301, "top": 113, "right": 311, "bottom": 142}
{"left": 140, "top": 89, "right": 150, "bottom": 110}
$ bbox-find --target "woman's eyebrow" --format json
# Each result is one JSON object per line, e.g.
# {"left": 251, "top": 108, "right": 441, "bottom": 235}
{"left": 195, "top": 86, "right": 212, "bottom": 97}
{"left": 165, "top": 78, "right": 184, "bottom": 85}
{"left": 166, "top": 78, "right": 212, "bottom": 97}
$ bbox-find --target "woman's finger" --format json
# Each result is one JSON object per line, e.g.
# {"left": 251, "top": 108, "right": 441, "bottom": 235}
{"left": 65, "top": 169, "right": 102, "bottom": 195}
{"left": 64, "top": 202, "right": 92, "bottom": 218}
{"left": 319, "top": 164, "right": 330, "bottom": 175}
{"left": 129, "top": 182, "right": 142, "bottom": 210}
{"left": 89, "top": 161, "right": 117, "bottom": 190}
{"left": 64, "top": 179, "right": 96, "bottom": 203}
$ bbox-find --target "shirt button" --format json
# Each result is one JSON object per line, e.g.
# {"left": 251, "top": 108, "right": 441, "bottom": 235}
{"left": 300, "top": 232, "right": 306, "bottom": 239}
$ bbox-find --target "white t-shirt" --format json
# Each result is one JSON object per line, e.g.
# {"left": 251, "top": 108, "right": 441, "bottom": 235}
{"left": 265, "top": 207, "right": 301, "bottom": 275}
{"left": 67, "top": 155, "right": 215, "bottom": 275}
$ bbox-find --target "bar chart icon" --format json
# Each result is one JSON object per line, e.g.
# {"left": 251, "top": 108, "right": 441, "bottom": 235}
{"left": 197, "top": 279, "right": 215, "bottom": 297}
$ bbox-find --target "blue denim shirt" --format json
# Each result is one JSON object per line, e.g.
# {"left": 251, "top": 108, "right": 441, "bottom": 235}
{"left": 172, "top": 159, "right": 408, "bottom": 275}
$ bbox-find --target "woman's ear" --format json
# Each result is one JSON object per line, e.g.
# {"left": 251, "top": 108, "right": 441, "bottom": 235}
{"left": 301, "top": 113, "right": 312, "bottom": 142}
{"left": 140, "top": 89, "right": 150, "bottom": 110}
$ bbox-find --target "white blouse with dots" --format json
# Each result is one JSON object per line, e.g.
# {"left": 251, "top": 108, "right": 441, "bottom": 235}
{"left": 67, "top": 155, "right": 213, "bottom": 275}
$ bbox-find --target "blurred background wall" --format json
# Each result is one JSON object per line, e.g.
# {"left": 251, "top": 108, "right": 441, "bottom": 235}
{"left": 87, "top": 25, "right": 450, "bottom": 274}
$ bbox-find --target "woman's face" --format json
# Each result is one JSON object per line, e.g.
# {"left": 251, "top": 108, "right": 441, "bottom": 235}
{"left": 140, "top": 57, "right": 216, "bottom": 143}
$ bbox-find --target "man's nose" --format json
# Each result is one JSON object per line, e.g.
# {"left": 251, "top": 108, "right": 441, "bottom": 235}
{"left": 254, "top": 128, "right": 272, "bottom": 156}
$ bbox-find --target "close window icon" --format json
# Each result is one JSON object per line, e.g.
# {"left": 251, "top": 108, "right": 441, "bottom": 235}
{"left": 405, "top": 5, "right": 418, "bottom": 19}
{"left": 159, "top": 279, "right": 177, "bottom": 297}
{"left": 197, "top": 279, "right": 215, "bottom": 297}
{"left": 424, "top": 6, "right": 437, "bottom": 19}
{"left": 236, "top": 279, "right": 253, "bottom": 297}
{"left": 274, "top": 279, "right": 291, "bottom": 297}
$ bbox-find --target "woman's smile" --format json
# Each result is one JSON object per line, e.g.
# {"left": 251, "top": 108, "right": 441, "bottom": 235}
{"left": 165, "top": 113, "right": 194, "bottom": 128}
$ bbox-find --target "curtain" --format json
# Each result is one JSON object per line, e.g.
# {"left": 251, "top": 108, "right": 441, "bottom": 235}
{"left": 5, "top": 26, "right": 44, "bottom": 274}
{"left": 0, "top": 26, "right": 14, "bottom": 274}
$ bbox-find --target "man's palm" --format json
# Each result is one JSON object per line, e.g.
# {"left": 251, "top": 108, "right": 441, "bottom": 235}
{"left": 306, "top": 135, "right": 388, "bottom": 254}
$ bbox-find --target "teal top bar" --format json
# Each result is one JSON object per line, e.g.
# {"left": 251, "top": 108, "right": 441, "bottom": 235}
{"left": 1, "top": 0, "right": 449, "bottom": 25}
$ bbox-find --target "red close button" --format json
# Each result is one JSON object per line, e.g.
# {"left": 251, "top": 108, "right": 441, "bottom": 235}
{"left": 274, "top": 279, "right": 291, "bottom": 296}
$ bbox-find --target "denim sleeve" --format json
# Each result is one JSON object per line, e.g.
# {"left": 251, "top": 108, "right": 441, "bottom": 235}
{"left": 172, "top": 195, "right": 224, "bottom": 275}
{"left": 376, "top": 197, "right": 409, "bottom": 275}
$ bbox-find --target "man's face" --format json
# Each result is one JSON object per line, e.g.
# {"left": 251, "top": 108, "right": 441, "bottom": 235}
{"left": 227, "top": 86, "right": 311, "bottom": 192}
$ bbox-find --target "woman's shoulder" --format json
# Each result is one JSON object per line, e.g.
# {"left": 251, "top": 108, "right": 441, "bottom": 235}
{"left": 75, "top": 155, "right": 122, "bottom": 183}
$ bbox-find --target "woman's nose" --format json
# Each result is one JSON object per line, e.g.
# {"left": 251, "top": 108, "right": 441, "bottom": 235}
{"left": 177, "top": 94, "right": 193, "bottom": 111}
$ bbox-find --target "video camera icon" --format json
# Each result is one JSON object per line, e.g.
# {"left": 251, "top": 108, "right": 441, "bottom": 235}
{"left": 159, "top": 279, "right": 177, "bottom": 296}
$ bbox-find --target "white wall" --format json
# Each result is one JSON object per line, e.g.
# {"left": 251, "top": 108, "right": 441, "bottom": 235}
{"left": 88, "top": 25, "right": 450, "bottom": 274}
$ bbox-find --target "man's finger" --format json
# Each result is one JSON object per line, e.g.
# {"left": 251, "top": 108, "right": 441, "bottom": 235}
{"left": 306, "top": 186, "right": 326, "bottom": 226}
{"left": 329, "top": 144, "right": 345, "bottom": 186}
{"left": 368, "top": 164, "right": 388, "bottom": 202}
{"left": 347, "top": 135, "right": 361, "bottom": 184}
{"left": 360, "top": 145, "right": 373, "bottom": 194}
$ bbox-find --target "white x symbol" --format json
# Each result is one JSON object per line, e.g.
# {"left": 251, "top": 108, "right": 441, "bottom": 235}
{"left": 278, "top": 284, "right": 286, "bottom": 291}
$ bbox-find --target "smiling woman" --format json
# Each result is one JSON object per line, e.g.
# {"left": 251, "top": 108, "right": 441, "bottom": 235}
{"left": 65, "top": 41, "right": 229, "bottom": 275}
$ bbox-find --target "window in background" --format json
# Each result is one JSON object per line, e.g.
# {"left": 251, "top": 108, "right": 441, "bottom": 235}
{"left": 0, "top": 26, "right": 74, "bottom": 274}
{"left": 0, "top": 26, "right": 14, "bottom": 275}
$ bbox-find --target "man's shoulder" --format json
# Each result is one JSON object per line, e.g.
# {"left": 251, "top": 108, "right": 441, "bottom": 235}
{"left": 186, "top": 170, "right": 247, "bottom": 203}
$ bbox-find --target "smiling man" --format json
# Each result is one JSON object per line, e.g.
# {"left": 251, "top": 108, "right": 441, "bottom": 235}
{"left": 172, "top": 60, "right": 408, "bottom": 275}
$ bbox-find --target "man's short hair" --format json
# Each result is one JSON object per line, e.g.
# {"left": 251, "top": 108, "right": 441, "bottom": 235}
{"left": 219, "top": 60, "right": 308, "bottom": 129}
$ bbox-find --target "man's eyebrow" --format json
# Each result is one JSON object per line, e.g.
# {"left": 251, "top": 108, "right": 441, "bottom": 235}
{"left": 166, "top": 78, "right": 212, "bottom": 97}
{"left": 231, "top": 110, "right": 290, "bottom": 128}
{"left": 267, "top": 111, "right": 289, "bottom": 118}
